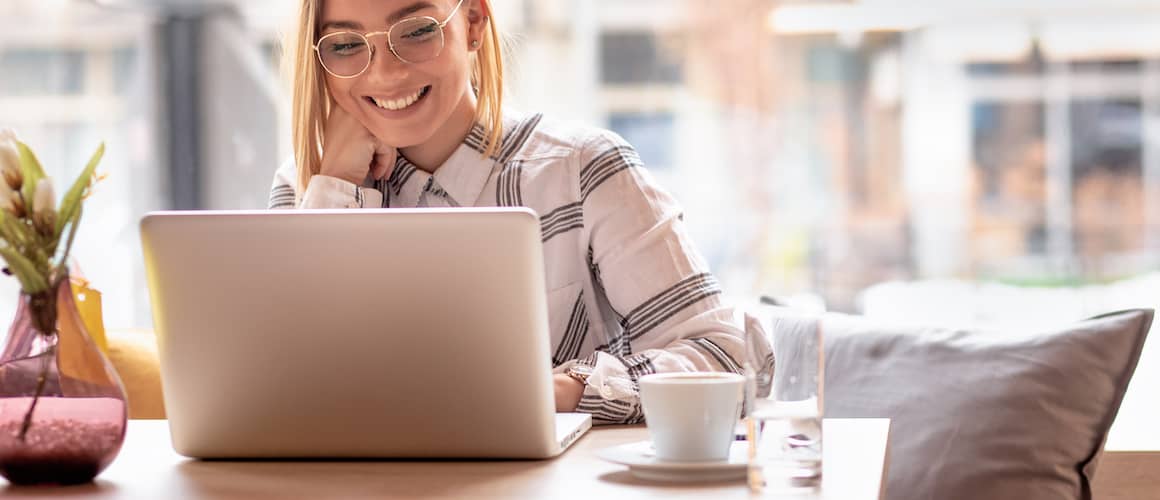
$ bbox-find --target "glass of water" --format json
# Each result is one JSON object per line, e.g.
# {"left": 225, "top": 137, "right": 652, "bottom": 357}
{"left": 745, "top": 313, "right": 823, "bottom": 493}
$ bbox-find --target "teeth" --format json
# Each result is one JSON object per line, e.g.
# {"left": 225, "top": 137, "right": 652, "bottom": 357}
{"left": 372, "top": 88, "right": 425, "bottom": 111}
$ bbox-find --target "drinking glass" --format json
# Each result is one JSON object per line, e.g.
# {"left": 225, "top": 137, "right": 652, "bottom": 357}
{"left": 745, "top": 313, "right": 823, "bottom": 493}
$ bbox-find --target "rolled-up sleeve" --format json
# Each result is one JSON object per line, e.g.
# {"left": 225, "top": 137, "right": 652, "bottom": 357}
{"left": 571, "top": 131, "right": 762, "bottom": 424}
{"left": 267, "top": 160, "right": 382, "bottom": 209}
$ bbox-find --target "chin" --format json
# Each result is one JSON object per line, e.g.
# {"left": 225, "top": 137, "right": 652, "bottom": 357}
{"left": 370, "top": 126, "right": 435, "bottom": 149}
{"left": 354, "top": 83, "right": 446, "bottom": 147}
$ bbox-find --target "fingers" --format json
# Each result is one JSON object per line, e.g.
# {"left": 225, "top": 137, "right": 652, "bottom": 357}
{"left": 370, "top": 140, "right": 396, "bottom": 180}
{"left": 320, "top": 107, "right": 380, "bottom": 185}
{"left": 320, "top": 102, "right": 396, "bottom": 183}
{"left": 323, "top": 104, "right": 357, "bottom": 145}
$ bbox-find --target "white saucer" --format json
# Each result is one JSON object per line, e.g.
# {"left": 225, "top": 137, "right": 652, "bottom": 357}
{"left": 596, "top": 440, "right": 748, "bottom": 483}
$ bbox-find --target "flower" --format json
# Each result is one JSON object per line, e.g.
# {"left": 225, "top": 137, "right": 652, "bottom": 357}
{"left": 0, "top": 133, "right": 103, "bottom": 295}
{"left": 0, "top": 178, "right": 16, "bottom": 214}
{"left": 32, "top": 178, "right": 56, "bottom": 236}
{"left": 0, "top": 130, "right": 21, "bottom": 190}
{"left": 32, "top": 178, "right": 54, "bottom": 213}
{"left": 0, "top": 132, "right": 105, "bottom": 442}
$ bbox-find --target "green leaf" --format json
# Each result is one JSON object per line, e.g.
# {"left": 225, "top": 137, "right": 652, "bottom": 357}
{"left": 29, "top": 234, "right": 52, "bottom": 272}
{"left": 54, "top": 142, "right": 103, "bottom": 241}
{"left": 15, "top": 141, "right": 46, "bottom": 205}
{"left": 0, "top": 246, "right": 48, "bottom": 293}
{"left": 0, "top": 212, "right": 32, "bottom": 248}
{"left": 0, "top": 214, "right": 51, "bottom": 277}
{"left": 57, "top": 205, "right": 82, "bottom": 271}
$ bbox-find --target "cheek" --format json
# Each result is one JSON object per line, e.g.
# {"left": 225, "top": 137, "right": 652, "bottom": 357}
{"left": 431, "top": 52, "right": 471, "bottom": 96}
{"left": 325, "top": 78, "right": 358, "bottom": 108}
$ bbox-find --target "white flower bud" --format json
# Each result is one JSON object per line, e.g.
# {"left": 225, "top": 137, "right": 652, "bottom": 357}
{"left": 0, "top": 176, "right": 16, "bottom": 213}
{"left": 33, "top": 178, "right": 55, "bottom": 216}
{"left": 0, "top": 131, "right": 20, "bottom": 190}
{"left": 32, "top": 178, "right": 56, "bottom": 236}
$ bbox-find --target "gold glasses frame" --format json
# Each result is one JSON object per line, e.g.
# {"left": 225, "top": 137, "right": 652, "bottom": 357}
{"left": 313, "top": 0, "right": 466, "bottom": 79}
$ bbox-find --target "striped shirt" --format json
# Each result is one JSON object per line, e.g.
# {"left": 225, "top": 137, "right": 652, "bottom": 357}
{"left": 269, "top": 111, "right": 763, "bottom": 424}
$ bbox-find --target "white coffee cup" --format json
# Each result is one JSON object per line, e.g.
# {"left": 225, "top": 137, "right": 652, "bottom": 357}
{"left": 638, "top": 372, "right": 745, "bottom": 462}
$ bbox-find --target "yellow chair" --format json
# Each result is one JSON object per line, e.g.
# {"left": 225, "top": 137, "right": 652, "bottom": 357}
{"left": 106, "top": 328, "right": 166, "bottom": 419}
{"left": 104, "top": 329, "right": 164, "bottom": 419}
{"left": 72, "top": 278, "right": 166, "bottom": 419}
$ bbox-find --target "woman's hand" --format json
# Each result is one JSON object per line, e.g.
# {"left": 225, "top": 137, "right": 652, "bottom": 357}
{"left": 320, "top": 105, "right": 396, "bottom": 185}
{"left": 553, "top": 373, "right": 585, "bottom": 412}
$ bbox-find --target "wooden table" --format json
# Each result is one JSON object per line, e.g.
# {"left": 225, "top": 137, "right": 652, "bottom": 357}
{"left": 1, "top": 419, "right": 890, "bottom": 499}
{"left": 1094, "top": 398, "right": 1160, "bottom": 500}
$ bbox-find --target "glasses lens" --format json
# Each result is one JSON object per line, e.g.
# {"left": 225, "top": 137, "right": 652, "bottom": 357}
{"left": 318, "top": 32, "right": 371, "bottom": 77}
{"left": 390, "top": 17, "right": 444, "bottom": 63}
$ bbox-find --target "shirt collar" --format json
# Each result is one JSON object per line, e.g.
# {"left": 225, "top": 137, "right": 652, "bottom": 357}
{"left": 384, "top": 113, "right": 527, "bottom": 207}
{"left": 430, "top": 122, "right": 497, "bottom": 207}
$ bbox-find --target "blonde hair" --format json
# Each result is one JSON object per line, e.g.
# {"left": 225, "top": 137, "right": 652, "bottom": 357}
{"left": 286, "top": 0, "right": 505, "bottom": 196}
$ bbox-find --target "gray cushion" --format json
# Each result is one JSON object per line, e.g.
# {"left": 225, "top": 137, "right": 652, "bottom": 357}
{"left": 763, "top": 307, "right": 1152, "bottom": 500}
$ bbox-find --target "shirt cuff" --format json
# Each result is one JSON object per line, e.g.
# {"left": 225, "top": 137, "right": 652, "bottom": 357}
{"left": 570, "top": 352, "right": 645, "bottom": 424}
{"left": 300, "top": 175, "right": 383, "bottom": 209}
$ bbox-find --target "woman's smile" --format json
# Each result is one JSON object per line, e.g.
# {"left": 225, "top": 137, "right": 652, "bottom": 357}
{"left": 364, "top": 85, "right": 432, "bottom": 112}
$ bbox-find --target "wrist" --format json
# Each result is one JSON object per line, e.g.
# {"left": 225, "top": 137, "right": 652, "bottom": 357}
{"left": 319, "top": 172, "right": 362, "bottom": 186}
{"left": 554, "top": 374, "right": 585, "bottom": 412}
{"left": 318, "top": 160, "right": 362, "bottom": 186}
{"left": 565, "top": 363, "right": 593, "bottom": 386}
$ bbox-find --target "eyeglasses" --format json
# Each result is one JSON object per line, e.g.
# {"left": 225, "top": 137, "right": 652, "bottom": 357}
{"left": 313, "top": 0, "right": 465, "bottom": 78}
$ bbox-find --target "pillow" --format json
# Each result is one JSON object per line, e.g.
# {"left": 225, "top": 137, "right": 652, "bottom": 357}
{"left": 760, "top": 306, "right": 1152, "bottom": 500}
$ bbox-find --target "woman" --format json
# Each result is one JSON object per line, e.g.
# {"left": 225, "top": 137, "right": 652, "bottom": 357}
{"left": 269, "top": 0, "right": 762, "bottom": 424}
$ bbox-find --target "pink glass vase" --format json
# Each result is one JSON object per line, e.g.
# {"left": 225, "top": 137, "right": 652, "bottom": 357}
{"left": 0, "top": 275, "right": 127, "bottom": 485}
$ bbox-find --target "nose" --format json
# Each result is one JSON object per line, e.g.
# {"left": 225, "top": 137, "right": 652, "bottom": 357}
{"left": 362, "top": 36, "right": 409, "bottom": 83}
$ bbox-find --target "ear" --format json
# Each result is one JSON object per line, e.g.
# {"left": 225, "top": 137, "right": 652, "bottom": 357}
{"left": 464, "top": 0, "right": 489, "bottom": 52}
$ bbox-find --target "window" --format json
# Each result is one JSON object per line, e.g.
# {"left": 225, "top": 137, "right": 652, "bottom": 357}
{"left": 806, "top": 42, "right": 861, "bottom": 83}
{"left": 112, "top": 47, "right": 139, "bottom": 95}
{"left": 0, "top": 48, "right": 85, "bottom": 95}
{"left": 0, "top": 5, "right": 161, "bottom": 329}
{"left": 599, "top": 31, "right": 683, "bottom": 85}
{"left": 1069, "top": 98, "right": 1144, "bottom": 264}
{"left": 608, "top": 111, "right": 675, "bottom": 170}
{"left": 4, "top": 0, "right": 1160, "bottom": 330}
{"left": 971, "top": 100, "right": 1050, "bottom": 260}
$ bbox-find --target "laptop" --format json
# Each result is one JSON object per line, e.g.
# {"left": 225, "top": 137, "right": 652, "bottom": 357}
{"left": 140, "top": 208, "right": 592, "bottom": 459}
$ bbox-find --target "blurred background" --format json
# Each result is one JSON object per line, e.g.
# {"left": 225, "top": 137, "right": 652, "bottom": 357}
{"left": 2, "top": 0, "right": 1160, "bottom": 335}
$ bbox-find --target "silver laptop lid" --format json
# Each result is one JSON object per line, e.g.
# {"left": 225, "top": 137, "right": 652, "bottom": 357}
{"left": 141, "top": 208, "right": 564, "bottom": 458}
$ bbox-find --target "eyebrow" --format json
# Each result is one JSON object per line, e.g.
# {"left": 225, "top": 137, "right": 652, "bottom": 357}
{"left": 320, "top": 1, "right": 438, "bottom": 32}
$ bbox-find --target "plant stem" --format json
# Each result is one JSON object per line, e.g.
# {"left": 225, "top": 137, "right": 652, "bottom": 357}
{"left": 18, "top": 287, "right": 59, "bottom": 442}
{"left": 17, "top": 343, "right": 53, "bottom": 442}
